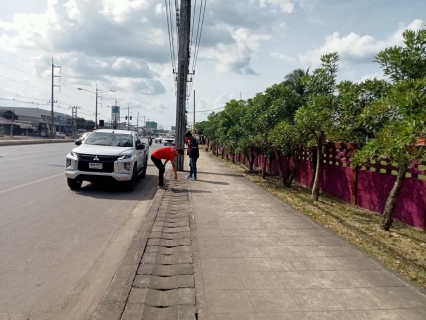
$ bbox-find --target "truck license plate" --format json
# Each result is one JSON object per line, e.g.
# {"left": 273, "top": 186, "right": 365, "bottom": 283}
{"left": 89, "top": 163, "right": 103, "bottom": 169}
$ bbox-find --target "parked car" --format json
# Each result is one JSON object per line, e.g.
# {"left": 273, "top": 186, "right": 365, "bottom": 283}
{"left": 75, "top": 132, "right": 92, "bottom": 144}
{"left": 65, "top": 129, "right": 149, "bottom": 192}
{"left": 163, "top": 136, "right": 175, "bottom": 146}
{"left": 154, "top": 136, "right": 163, "bottom": 143}
{"left": 56, "top": 132, "right": 66, "bottom": 139}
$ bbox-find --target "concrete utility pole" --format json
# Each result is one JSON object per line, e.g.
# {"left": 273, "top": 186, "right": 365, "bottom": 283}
{"left": 193, "top": 90, "right": 196, "bottom": 134}
{"left": 175, "top": 0, "right": 191, "bottom": 171}
{"left": 70, "top": 105, "right": 81, "bottom": 137}
{"left": 10, "top": 109, "right": 14, "bottom": 137}
{"left": 95, "top": 84, "right": 98, "bottom": 129}
{"left": 127, "top": 105, "right": 130, "bottom": 129}
{"left": 50, "top": 58, "right": 61, "bottom": 137}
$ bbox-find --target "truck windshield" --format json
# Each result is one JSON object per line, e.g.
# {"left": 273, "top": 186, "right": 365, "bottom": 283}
{"left": 84, "top": 132, "right": 134, "bottom": 147}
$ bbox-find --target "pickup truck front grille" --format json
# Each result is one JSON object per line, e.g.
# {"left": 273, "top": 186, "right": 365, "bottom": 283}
{"left": 78, "top": 154, "right": 120, "bottom": 161}
{"left": 77, "top": 154, "right": 120, "bottom": 173}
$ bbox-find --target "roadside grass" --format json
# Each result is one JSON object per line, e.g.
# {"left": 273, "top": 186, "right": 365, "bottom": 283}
{"left": 210, "top": 151, "right": 426, "bottom": 290}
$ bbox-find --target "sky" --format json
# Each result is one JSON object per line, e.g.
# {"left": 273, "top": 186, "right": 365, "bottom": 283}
{"left": 0, "top": 0, "right": 425, "bottom": 129}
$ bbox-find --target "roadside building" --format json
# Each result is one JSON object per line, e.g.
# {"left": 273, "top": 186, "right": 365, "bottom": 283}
{"left": 0, "top": 106, "right": 73, "bottom": 136}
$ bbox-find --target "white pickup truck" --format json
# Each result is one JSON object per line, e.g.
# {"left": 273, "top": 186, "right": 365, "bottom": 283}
{"left": 163, "top": 136, "right": 175, "bottom": 146}
{"left": 65, "top": 129, "right": 149, "bottom": 191}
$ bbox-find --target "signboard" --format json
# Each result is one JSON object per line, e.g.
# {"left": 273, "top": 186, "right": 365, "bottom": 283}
{"left": 171, "top": 126, "right": 176, "bottom": 130}
{"left": 146, "top": 121, "right": 157, "bottom": 129}
{"left": 112, "top": 106, "right": 120, "bottom": 123}
{"left": 58, "top": 115, "right": 68, "bottom": 125}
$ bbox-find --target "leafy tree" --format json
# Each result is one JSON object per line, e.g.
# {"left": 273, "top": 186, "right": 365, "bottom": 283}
{"left": 334, "top": 79, "right": 391, "bottom": 144}
{"left": 270, "top": 120, "right": 308, "bottom": 187}
{"left": 295, "top": 53, "right": 340, "bottom": 201}
{"left": 195, "top": 121, "right": 208, "bottom": 135}
{"left": 353, "top": 27, "right": 426, "bottom": 230}
{"left": 282, "top": 68, "right": 310, "bottom": 97}
{"left": 220, "top": 100, "right": 245, "bottom": 162}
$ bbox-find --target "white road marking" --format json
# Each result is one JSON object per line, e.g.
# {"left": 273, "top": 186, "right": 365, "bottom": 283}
{"left": 0, "top": 173, "right": 64, "bottom": 195}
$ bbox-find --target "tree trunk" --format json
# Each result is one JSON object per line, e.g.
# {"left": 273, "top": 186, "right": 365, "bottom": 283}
{"left": 275, "top": 151, "right": 286, "bottom": 185}
{"left": 216, "top": 146, "right": 219, "bottom": 157}
{"left": 268, "top": 157, "right": 272, "bottom": 174}
{"left": 221, "top": 147, "right": 225, "bottom": 159}
{"left": 381, "top": 164, "right": 408, "bottom": 231}
{"left": 312, "top": 144, "right": 323, "bottom": 201}
{"left": 249, "top": 153, "right": 255, "bottom": 172}
{"left": 232, "top": 154, "right": 235, "bottom": 163}
{"left": 262, "top": 154, "right": 267, "bottom": 179}
{"left": 286, "top": 154, "right": 299, "bottom": 187}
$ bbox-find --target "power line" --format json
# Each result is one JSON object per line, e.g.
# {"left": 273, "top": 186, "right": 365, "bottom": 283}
{"left": 187, "top": 106, "right": 223, "bottom": 113}
{"left": 57, "top": 91, "right": 93, "bottom": 108}
{"left": 165, "top": 0, "right": 177, "bottom": 72}
{"left": 0, "top": 88, "right": 48, "bottom": 101}
{"left": 187, "top": 0, "right": 207, "bottom": 99}
{"left": 0, "top": 47, "right": 50, "bottom": 71}
{"left": 191, "top": 0, "right": 207, "bottom": 72}
{"left": 0, "top": 61, "right": 50, "bottom": 81}
{"left": 0, "top": 74, "right": 50, "bottom": 91}
{"left": 0, "top": 97, "right": 48, "bottom": 105}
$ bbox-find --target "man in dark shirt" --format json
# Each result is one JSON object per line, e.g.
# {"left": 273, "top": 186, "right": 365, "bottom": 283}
{"left": 185, "top": 131, "right": 199, "bottom": 181}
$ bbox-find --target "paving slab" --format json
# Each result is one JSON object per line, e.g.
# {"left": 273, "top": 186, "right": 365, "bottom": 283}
{"left": 190, "top": 151, "right": 426, "bottom": 320}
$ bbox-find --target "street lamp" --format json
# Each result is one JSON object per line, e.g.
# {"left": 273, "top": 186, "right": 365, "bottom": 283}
{"left": 78, "top": 85, "right": 115, "bottom": 129}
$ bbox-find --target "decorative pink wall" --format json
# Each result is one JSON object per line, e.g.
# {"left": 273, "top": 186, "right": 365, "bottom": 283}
{"left": 205, "top": 140, "right": 426, "bottom": 230}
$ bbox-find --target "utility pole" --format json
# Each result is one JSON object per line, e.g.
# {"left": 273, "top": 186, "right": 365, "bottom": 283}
{"left": 175, "top": 0, "right": 191, "bottom": 171}
{"left": 95, "top": 84, "right": 98, "bottom": 129}
{"left": 10, "top": 109, "right": 14, "bottom": 137}
{"left": 70, "top": 105, "right": 81, "bottom": 137}
{"left": 127, "top": 105, "right": 130, "bottom": 129}
{"left": 50, "top": 58, "right": 61, "bottom": 137}
{"left": 193, "top": 90, "right": 196, "bottom": 134}
{"left": 142, "top": 115, "right": 147, "bottom": 127}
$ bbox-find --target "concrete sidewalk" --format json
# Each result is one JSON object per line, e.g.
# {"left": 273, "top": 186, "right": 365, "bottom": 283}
{"left": 192, "top": 151, "right": 426, "bottom": 320}
{"left": 94, "top": 151, "right": 426, "bottom": 320}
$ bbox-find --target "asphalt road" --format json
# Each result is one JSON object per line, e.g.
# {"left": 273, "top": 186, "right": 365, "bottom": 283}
{"left": 0, "top": 140, "right": 165, "bottom": 319}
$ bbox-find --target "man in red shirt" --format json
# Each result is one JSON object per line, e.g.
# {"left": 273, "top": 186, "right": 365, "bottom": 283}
{"left": 151, "top": 146, "right": 184, "bottom": 188}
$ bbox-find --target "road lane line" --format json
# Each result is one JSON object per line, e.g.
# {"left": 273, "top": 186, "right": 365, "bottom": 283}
{"left": 0, "top": 173, "right": 64, "bottom": 195}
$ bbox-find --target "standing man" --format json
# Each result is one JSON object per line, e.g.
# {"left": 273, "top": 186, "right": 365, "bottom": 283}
{"left": 185, "top": 131, "right": 199, "bottom": 181}
{"left": 151, "top": 146, "right": 184, "bottom": 189}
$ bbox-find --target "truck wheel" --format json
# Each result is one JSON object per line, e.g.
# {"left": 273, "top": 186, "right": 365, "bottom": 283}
{"left": 67, "top": 178, "right": 83, "bottom": 190}
{"left": 125, "top": 166, "right": 137, "bottom": 191}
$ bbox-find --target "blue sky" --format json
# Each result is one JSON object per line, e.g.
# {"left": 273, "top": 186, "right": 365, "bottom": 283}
{"left": 0, "top": 0, "right": 425, "bottom": 128}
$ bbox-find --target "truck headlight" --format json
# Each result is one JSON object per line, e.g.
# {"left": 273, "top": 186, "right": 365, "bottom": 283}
{"left": 124, "top": 162, "right": 131, "bottom": 171}
{"left": 66, "top": 159, "right": 72, "bottom": 167}
{"left": 70, "top": 151, "right": 79, "bottom": 158}
{"left": 119, "top": 155, "right": 132, "bottom": 160}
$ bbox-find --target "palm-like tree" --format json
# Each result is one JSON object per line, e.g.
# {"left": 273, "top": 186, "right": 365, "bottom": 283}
{"left": 282, "top": 68, "right": 310, "bottom": 97}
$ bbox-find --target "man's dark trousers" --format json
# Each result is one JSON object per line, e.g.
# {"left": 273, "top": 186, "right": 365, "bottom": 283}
{"left": 151, "top": 155, "right": 165, "bottom": 186}
{"left": 189, "top": 157, "right": 197, "bottom": 178}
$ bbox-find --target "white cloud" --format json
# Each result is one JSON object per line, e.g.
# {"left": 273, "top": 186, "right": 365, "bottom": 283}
{"left": 298, "top": 0, "right": 319, "bottom": 14}
{"left": 202, "top": 28, "right": 270, "bottom": 74}
{"left": 299, "top": 19, "right": 425, "bottom": 66}
{"left": 198, "top": 93, "right": 239, "bottom": 112}
{"left": 270, "top": 52, "right": 295, "bottom": 62}
{"left": 260, "top": 0, "right": 295, "bottom": 14}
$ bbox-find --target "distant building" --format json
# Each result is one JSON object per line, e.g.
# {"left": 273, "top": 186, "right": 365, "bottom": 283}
{"left": 0, "top": 106, "right": 73, "bottom": 136}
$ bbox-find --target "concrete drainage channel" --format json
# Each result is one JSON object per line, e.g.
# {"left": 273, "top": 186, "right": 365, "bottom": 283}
{"left": 92, "top": 174, "right": 195, "bottom": 320}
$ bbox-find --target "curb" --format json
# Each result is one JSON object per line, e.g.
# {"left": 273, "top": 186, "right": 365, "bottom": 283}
{"left": 0, "top": 139, "right": 74, "bottom": 146}
{"left": 91, "top": 175, "right": 169, "bottom": 320}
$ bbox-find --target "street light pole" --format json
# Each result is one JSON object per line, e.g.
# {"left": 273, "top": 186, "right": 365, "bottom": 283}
{"left": 78, "top": 86, "right": 114, "bottom": 130}
{"left": 95, "top": 84, "right": 98, "bottom": 129}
